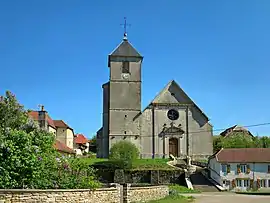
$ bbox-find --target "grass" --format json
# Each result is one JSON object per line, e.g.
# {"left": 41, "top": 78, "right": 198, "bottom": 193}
{"left": 79, "top": 157, "right": 178, "bottom": 170}
{"left": 140, "top": 194, "right": 195, "bottom": 203}
{"left": 131, "top": 159, "right": 176, "bottom": 170}
{"left": 169, "top": 185, "right": 201, "bottom": 193}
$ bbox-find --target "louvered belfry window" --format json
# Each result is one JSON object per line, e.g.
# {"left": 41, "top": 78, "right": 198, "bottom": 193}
{"left": 122, "top": 61, "right": 130, "bottom": 73}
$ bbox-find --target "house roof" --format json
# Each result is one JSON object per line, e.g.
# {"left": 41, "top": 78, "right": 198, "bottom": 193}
{"left": 214, "top": 148, "right": 270, "bottom": 163}
{"left": 54, "top": 140, "right": 75, "bottom": 154}
{"left": 220, "top": 125, "right": 253, "bottom": 137}
{"left": 75, "top": 134, "right": 89, "bottom": 144}
{"left": 28, "top": 111, "right": 56, "bottom": 129}
{"left": 53, "top": 120, "right": 73, "bottom": 130}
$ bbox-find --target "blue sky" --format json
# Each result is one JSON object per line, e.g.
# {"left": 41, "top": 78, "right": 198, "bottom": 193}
{"left": 0, "top": 0, "right": 270, "bottom": 138}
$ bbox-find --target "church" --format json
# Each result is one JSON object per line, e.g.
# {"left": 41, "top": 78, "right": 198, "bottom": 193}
{"left": 96, "top": 33, "right": 213, "bottom": 160}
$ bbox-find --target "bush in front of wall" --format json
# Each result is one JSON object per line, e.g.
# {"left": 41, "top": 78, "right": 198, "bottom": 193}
{"left": 109, "top": 140, "right": 139, "bottom": 169}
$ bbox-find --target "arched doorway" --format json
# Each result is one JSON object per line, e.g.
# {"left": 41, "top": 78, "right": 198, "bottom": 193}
{"left": 169, "top": 138, "right": 178, "bottom": 157}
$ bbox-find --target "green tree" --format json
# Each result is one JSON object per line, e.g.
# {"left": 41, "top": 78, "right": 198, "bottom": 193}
{"left": 0, "top": 91, "right": 99, "bottom": 189}
{"left": 221, "top": 132, "right": 254, "bottom": 148}
{"left": 213, "top": 136, "right": 223, "bottom": 152}
{"left": 109, "top": 140, "right": 139, "bottom": 169}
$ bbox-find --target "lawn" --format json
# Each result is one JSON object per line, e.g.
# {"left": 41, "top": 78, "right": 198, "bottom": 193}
{"left": 169, "top": 185, "right": 201, "bottom": 193}
{"left": 142, "top": 195, "right": 194, "bottom": 203}
{"left": 79, "top": 158, "right": 178, "bottom": 170}
{"left": 131, "top": 159, "right": 177, "bottom": 170}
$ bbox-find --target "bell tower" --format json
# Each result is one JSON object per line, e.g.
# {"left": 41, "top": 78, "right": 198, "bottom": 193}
{"left": 107, "top": 32, "right": 143, "bottom": 151}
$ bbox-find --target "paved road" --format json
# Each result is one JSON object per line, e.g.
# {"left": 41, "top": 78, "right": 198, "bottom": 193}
{"left": 181, "top": 192, "right": 270, "bottom": 203}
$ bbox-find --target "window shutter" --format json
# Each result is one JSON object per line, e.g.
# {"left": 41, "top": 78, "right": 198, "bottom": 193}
{"left": 232, "top": 179, "right": 236, "bottom": 188}
{"left": 250, "top": 179, "right": 254, "bottom": 189}
{"left": 237, "top": 165, "right": 240, "bottom": 174}
{"left": 227, "top": 165, "right": 231, "bottom": 173}
{"left": 247, "top": 165, "right": 250, "bottom": 174}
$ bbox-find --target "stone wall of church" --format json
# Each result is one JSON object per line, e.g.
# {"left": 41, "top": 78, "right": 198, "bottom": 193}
{"left": 140, "top": 105, "right": 213, "bottom": 159}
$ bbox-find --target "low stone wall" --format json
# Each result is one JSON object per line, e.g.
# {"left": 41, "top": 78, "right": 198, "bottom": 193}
{"left": 128, "top": 185, "right": 169, "bottom": 203}
{"left": 0, "top": 186, "right": 121, "bottom": 203}
{"left": 0, "top": 184, "right": 169, "bottom": 203}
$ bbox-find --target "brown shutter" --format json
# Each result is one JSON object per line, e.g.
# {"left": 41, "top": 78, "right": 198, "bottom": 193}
{"left": 237, "top": 165, "right": 241, "bottom": 174}
{"left": 247, "top": 165, "right": 250, "bottom": 174}
{"left": 232, "top": 179, "right": 236, "bottom": 188}
{"left": 227, "top": 165, "right": 231, "bottom": 173}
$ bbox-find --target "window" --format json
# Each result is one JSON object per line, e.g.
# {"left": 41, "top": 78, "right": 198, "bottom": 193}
{"left": 243, "top": 179, "right": 249, "bottom": 187}
{"left": 221, "top": 164, "right": 227, "bottom": 173}
{"left": 268, "top": 180, "right": 270, "bottom": 187}
{"left": 268, "top": 165, "right": 270, "bottom": 173}
{"left": 122, "top": 61, "right": 129, "bottom": 73}
{"left": 236, "top": 179, "right": 242, "bottom": 187}
{"left": 260, "top": 179, "right": 266, "bottom": 187}
{"left": 240, "top": 164, "right": 247, "bottom": 173}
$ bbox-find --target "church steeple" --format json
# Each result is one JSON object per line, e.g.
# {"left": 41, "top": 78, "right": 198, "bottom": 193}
{"left": 108, "top": 18, "right": 143, "bottom": 67}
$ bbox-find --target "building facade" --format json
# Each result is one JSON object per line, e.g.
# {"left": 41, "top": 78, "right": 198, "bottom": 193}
{"left": 208, "top": 148, "right": 270, "bottom": 191}
{"left": 97, "top": 36, "right": 213, "bottom": 159}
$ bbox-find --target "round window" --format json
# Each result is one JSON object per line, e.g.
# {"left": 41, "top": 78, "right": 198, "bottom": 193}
{"left": 167, "top": 109, "right": 179, "bottom": 120}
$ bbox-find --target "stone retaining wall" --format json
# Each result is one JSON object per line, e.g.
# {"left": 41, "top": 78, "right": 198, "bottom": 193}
{"left": 0, "top": 186, "right": 121, "bottom": 203}
{"left": 127, "top": 185, "right": 169, "bottom": 203}
{"left": 0, "top": 184, "right": 169, "bottom": 203}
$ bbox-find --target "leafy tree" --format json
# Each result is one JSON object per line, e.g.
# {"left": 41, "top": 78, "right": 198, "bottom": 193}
{"left": 213, "top": 136, "right": 223, "bottom": 152}
{"left": 0, "top": 91, "right": 99, "bottom": 189}
{"left": 221, "top": 132, "right": 254, "bottom": 148}
{"left": 109, "top": 140, "right": 139, "bottom": 169}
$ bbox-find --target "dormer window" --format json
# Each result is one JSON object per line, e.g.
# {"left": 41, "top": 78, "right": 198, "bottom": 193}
{"left": 122, "top": 61, "right": 129, "bottom": 73}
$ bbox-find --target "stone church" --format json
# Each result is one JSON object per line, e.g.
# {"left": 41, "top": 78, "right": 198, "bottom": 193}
{"left": 96, "top": 35, "right": 213, "bottom": 159}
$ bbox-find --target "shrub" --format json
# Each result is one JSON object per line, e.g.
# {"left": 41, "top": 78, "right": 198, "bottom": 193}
{"left": 109, "top": 140, "right": 139, "bottom": 169}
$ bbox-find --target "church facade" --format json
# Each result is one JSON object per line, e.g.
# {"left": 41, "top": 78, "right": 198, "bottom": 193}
{"left": 96, "top": 36, "right": 213, "bottom": 159}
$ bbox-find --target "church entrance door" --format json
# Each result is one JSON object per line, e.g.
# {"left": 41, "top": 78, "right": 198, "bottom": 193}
{"left": 169, "top": 138, "right": 178, "bottom": 157}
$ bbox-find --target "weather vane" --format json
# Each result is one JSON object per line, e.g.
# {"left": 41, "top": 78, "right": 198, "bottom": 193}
{"left": 120, "top": 17, "right": 131, "bottom": 40}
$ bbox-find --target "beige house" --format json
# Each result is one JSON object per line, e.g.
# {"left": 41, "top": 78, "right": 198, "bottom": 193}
{"left": 28, "top": 106, "right": 75, "bottom": 156}
{"left": 53, "top": 120, "right": 74, "bottom": 150}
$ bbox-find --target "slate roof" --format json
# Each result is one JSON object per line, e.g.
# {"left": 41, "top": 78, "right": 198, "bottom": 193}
{"left": 141, "top": 80, "right": 209, "bottom": 121}
{"left": 28, "top": 111, "right": 56, "bottom": 129}
{"left": 109, "top": 39, "right": 142, "bottom": 58}
{"left": 54, "top": 140, "right": 75, "bottom": 154}
{"left": 75, "top": 134, "right": 89, "bottom": 144}
{"left": 214, "top": 148, "right": 270, "bottom": 163}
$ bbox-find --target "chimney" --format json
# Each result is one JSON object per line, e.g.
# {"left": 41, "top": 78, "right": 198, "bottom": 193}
{"left": 38, "top": 105, "right": 48, "bottom": 130}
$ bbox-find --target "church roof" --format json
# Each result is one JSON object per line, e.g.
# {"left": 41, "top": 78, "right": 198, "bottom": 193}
{"left": 142, "top": 80, "right": 209, "bottom": 121}
{"left": 109, "top": 39, "right": 142, "bottom": 58}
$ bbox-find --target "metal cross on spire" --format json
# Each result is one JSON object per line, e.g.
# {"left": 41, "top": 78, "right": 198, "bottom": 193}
{"left": 120, "top": 17, "right": 131, "bottom": 40}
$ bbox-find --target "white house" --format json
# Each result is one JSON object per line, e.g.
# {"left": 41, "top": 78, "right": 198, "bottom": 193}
{"left": 208, "top": 148, "right": 270, "bottom": 191}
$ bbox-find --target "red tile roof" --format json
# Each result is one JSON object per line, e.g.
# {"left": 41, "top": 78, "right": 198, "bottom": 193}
{"left": 54, "top": 140, "right": 75, "bottom": 154}
{"left": 75, "top": 134, "right": 89, "bottom": 144}
{"left": 53, "top": 120, "right": 73, "bottom": 130}
{"left": 215, "top": 148, "right": 270, "bottom": 163}
{"left": 28, "top": 111, "right": 56, "bottom": 129}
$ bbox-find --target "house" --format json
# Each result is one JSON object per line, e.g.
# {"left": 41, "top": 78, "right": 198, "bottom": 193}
{"left": 97, "top": 33, "right": 213, "bottom": 159}
{"left": 208, "top": 148, "right": 270, "bottom": 191}
{"left": 220, "top": 125, "right": 253, "bottom": 138}
{"left": 74, "top": 134, "right": 89, "bottom": 155}
{"left": 28, "top": 106, "right": 75, "bottom": 156}
{"left": 53, "top": 120, "right": 74, "bottom": 150}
